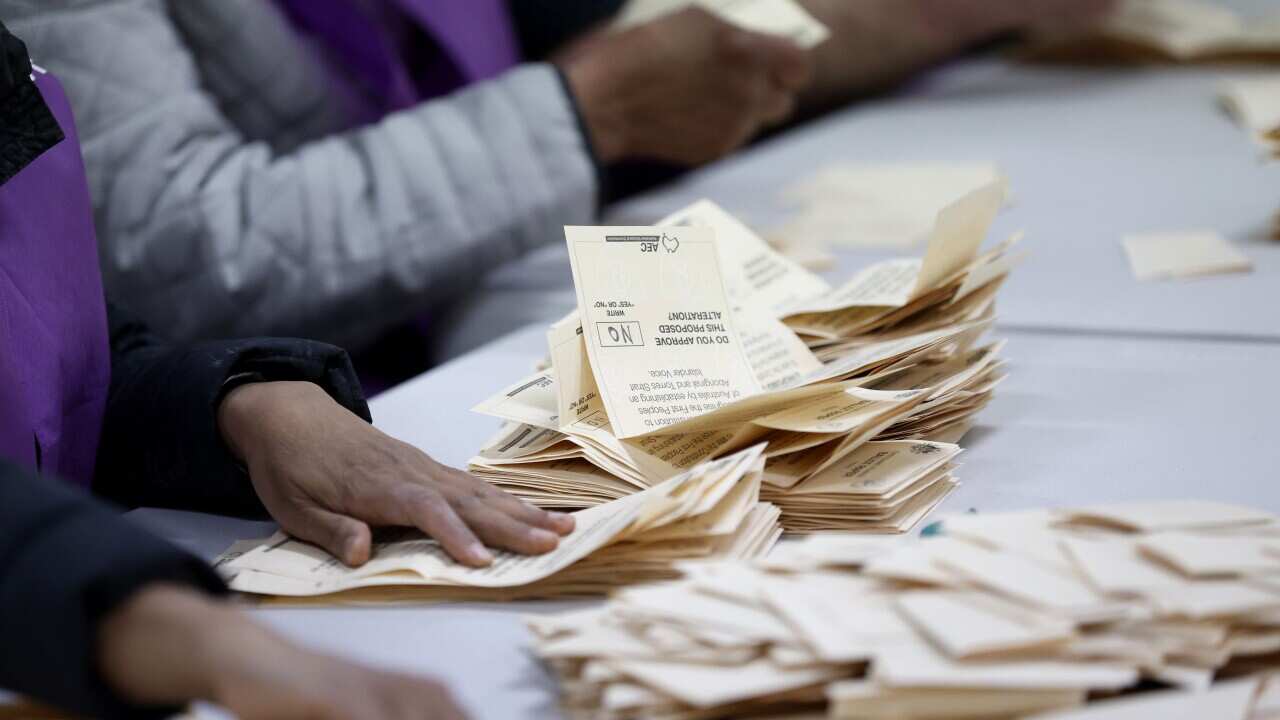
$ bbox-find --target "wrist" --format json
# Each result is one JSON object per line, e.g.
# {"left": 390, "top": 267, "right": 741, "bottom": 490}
{"left": 562, "top": 59, "right": 629, "bottom": 164}
{"left": 218, "top": 381, "right": 325, "bottom": 463}
{"left": 97, "top": 584, "right": 231, "bottom": 705}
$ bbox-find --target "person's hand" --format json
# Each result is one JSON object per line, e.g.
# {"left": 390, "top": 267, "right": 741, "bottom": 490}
{"left": 559, "top": 7, "right": 813, "bottom": 167}
{"left": 217, "top": 381, "right": 574, "bottom": 567}
{"left": 98, "top": 584, "right": 468, "bottom": 719}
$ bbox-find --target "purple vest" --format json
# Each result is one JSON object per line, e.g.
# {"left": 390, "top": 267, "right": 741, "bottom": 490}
{"left": 273, "top": 0, "right": 521, "bottom": 118}
{"left": 0, "top": 73, "right": 111, "bottom": 487}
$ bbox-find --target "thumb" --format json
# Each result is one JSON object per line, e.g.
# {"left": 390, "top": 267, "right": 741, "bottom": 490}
{"left": 281, "top": 505, "right": 373, "bottom": 567}
{"left": 723, "top": 28, "right": 813, "bottom": 92}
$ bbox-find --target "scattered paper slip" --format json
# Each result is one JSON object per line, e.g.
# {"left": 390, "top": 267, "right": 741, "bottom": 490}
{"left": 1121, "top": 231, "right": 1253, "bottom": 281}
{"left": 532, "top": 499, "right": 1280, "bottom": 719}
{"left": 615, "top": 0, "right": 830, "bottom": 48}
{"left": 770, "top": 163, "right": 1009, "bottom": 250}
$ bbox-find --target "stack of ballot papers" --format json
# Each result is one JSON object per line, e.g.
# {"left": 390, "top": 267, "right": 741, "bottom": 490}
{"left": 1028, "top": 0, "right": 1280, "bottom": 63}
{"left": 468, "top": 184, "right": 1017, "bottom": 535}
{"left": 614, "top": 0, "right": 830, "bottom": 49}
{"left": 530, "top": 499, "right": 1280, "bottom": 720}
{"left": 216, "top": 446, "right": 782, "bottom": 602}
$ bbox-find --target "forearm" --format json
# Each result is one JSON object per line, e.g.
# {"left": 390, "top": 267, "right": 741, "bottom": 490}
{"left": 0, "top": 464, "right": 225, "bottom": 718}
{"left": 95, "top": 304, "right": 369, "bottom": 516}
{"left": 797, "top": 0, "right": 1008, "bottom": 110}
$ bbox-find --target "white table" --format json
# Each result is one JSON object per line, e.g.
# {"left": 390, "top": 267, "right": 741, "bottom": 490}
{"left": 126, "top": 323, "right": 1280, "bottom": 719}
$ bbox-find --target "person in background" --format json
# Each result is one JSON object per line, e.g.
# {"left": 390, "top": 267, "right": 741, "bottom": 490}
{"left": 4, "top": 0, "right": 1112, "bottom": 378}
{"left": 0, "top": 22, "right": 568, "bottom": 719}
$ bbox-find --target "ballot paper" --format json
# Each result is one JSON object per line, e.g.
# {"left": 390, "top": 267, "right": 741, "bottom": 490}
{"left": 531, "top": 499, "right": 1280, "bottom": 720}
{"left": 1121, "top": 231, "right": 1253, "bottom": 281}
{"left": 1222, "top": 75, "right": 1280, "bottom": 156}
{"left": 784, "top": 179, "right": 1007, "bottom": 316}
{"left": 658, "top": 199, "right": 830, "bottom": 316}
{"left": 565, "top": 225, "right": 761, "bottom": 439}
{"left": 771, "top": 164, "right": 1009, "bottom": 250}
{"left": 615, "top": 0, "right": 831, "bottom": 49}
{"left": 220, "top": 446, "right": 780, "bottom": 602}
{"left": 1028, "top": 0, "right": 1280, "bottom": 63}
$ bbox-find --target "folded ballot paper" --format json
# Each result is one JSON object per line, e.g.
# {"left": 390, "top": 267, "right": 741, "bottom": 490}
{"left": 1027, "top": 0, "right": 1280, "bottom": 63}
{"left": 532, "top": 499, "right": 1280, "bottom": 720}
{"left": 469, "top": 185, "right": 1018, "bottom": 534}
{"left": 217, "top": 445, "right": 781, "bottom": 602}
{"left": 1222, "top": 75, "right": 1280, "bottom": 158}
{"left": 614, "top": 0, "right": 830, "bottom": 49}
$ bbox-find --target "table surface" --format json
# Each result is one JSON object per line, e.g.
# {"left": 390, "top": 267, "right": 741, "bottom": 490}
{"left": 124, "top": 321, "right": 1280, "bottom": 720}
{"left": 32, "top": 27, "right": 1280, "bottom": 718}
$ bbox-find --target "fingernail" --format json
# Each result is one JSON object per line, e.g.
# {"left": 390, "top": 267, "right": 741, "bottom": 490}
{"left": 343, "top": 534, "right": 364, "bottom": 565}
{"left": 470, "top": 543, "right": 494, "bottom": 565}
{"left": 530, "top": 529, "right": 559, "bottom": 547}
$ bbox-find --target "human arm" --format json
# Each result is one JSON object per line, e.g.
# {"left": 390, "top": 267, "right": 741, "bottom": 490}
{"left": 98, "top": 303, "right": 572, "bottom": 567}
{"left": 10, "top": 1, "right": 596, "bottom": 349}
{"left": 796, "top": 0, "right": 1117, "bottom": 111}
{"left": 0, "top": 462, "right": 469, "bottom": 719}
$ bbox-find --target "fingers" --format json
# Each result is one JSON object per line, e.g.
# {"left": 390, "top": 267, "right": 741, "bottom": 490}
{"left": 281, "top": 505, "right": 373, "bottom": 567}
{"left": 400, "top": 488, "right": 495, "bottom": 567}
{"left": 720, "top": 26, "right": 809, "bottom": 128}
{"left": 453, "top": 499, "right": 562, "bottom": 556}
{"left": 761, "top": 87, "right": 797, "bottom": 126}
{"left": 460, "top": 476, "right": 575, "bottom": 535}
{"left": 752, "top": 34, "right": 815, "bottom": 92}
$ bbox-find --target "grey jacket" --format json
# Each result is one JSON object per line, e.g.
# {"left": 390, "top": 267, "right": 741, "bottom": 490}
{"left": 5, "top": 0, "right": 597, "bottom": 350}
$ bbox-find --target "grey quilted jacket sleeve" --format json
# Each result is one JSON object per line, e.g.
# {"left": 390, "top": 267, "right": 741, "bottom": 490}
{"left": 8, "top": 0, "right": 597, "bottom": 349}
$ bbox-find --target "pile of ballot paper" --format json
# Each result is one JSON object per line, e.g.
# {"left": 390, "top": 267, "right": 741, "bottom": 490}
{"left": 468, "top": 182, "right": 1018, "bottom": 535}
{"left": 215, "top": 446, "right": 782, "bottom": 602}
{"left": 530, "top": 499, "right": 1280, "bottom": 719}
{"left": 1029, "top": 0, "right": 1280, "bottom": 64}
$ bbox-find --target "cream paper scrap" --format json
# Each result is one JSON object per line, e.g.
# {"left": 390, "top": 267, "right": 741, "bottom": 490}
{"left": 1121, "top": 231, "right": 1253, "bottom": 281}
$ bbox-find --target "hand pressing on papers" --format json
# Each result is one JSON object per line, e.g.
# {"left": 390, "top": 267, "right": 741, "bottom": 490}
{"left": 99, "top": 584, "right": 468, "bottom": 719}
{"left": 559, "top": 7, "right": 813, "bottom": 166}
{"left": 217, "top": 381, "right": 574, "bottom": 567}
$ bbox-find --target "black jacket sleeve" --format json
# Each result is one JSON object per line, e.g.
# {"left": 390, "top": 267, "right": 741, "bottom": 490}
{"left": 94, "top": 303, "right": 372, "bottom": 517}
{"left": 0, "top": 461, "right": 226, "bottom": 719}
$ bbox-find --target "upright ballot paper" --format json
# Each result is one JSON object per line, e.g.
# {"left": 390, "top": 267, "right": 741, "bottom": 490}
{"left": 658, "top": 199, "right": 830, "bottom": 316}
{"left": 565, "top": 226, "right": 761, "bottom": 439}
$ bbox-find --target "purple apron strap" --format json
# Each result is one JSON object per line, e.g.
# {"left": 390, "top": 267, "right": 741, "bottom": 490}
{"left": 273, "top": 0, "right": 422, "bottom": 114}
{"left": 0, "top": 72, "right": 111, "bottom": 486}
{"left": 272, "top": 0, "right": 521, "bottom": 115}
{"left": 389, "top": 0, "right": 520, "bottom": 84}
